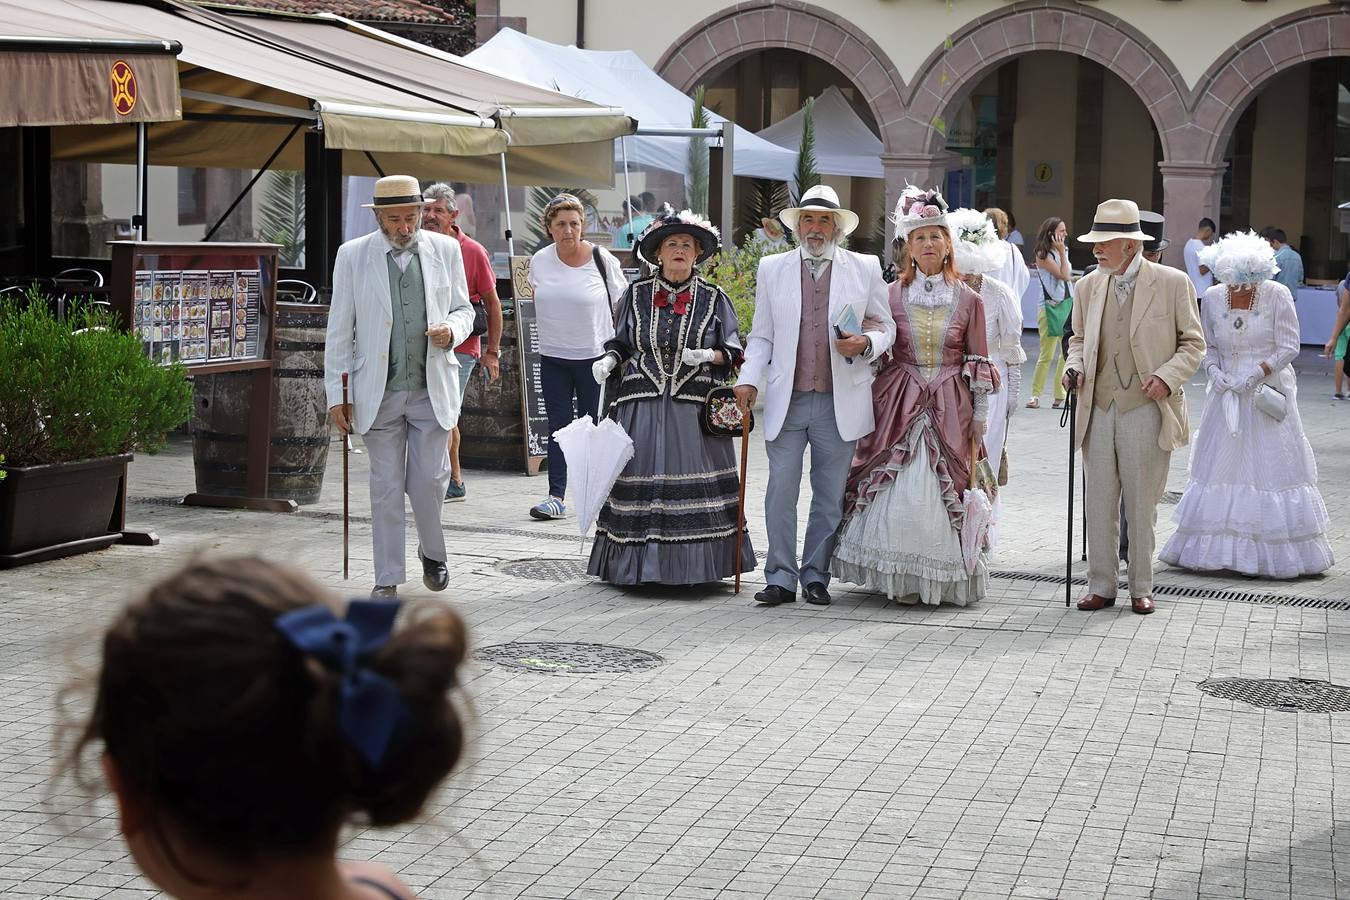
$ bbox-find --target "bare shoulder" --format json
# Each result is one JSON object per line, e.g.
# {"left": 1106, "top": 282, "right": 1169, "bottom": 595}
{"left": 340, "top": 860, "right": 418, "bottom": 899}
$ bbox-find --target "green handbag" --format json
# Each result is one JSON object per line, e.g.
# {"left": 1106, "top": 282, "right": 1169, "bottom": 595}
{"left": 1041, "top": 278, "right": 1072, "bottom": 337}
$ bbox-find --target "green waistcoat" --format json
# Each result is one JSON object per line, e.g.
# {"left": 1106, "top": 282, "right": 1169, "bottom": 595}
{"left": 386, "top": 252, "right": 428, "bottom": 391}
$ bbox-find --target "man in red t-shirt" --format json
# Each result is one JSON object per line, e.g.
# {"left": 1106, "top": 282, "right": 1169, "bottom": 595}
{"left": 423, "top": 183, "right": 503, "bottom": 501}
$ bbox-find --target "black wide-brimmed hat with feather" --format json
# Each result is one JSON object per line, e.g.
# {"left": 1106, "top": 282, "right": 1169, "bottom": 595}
{"left": 636, "top": 205, "right": 722, "bottom": 266}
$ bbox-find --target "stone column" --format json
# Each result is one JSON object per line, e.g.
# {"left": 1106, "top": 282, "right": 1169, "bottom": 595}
{"left": 1159, "top": 162, "right": 1226, "bottom": 257}
{"left": 881, "top": 153, "right": 949, "bottom": 260}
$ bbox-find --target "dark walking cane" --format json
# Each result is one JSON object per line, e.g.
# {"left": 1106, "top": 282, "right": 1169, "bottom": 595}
{"left": 1060, "top": 382, "right": 1076, "bottom": 607}
{"left": 734, "top": 413, "right": 751, "bottom": 594}
{"left": 341, "top": 372, "right": 350, "bottom": 581}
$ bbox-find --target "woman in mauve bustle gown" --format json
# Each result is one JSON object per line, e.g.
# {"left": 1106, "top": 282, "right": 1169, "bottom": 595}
{"left": 1160, "top": 230, "right": 1332, "bottom": 578}
{"left": 586, "top": 207, "right": 756, "bottom": 585}
{"left": 831, "top": 188, "right": 999, "bottom": 606}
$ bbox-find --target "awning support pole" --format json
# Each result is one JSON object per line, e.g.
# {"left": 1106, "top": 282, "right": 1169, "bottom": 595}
{"left": 621, "top": 136, "right": 633, "bottom": 241}
{"left": 500, "top": 153, "right": 514, "bottom": 257}
{"left": 135, "top": 123, "right": 148, "bottom": 240}
{"left": 720, "top": 120, "right": 734, "bottom": 241}
{"left": 204, "top": 122, "right": 302, "bottom": 242}
{"left": 363, "top": 151, "right": 386, "bottom": 178}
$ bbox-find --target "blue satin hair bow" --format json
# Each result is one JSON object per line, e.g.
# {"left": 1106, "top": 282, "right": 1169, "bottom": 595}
{"left": 275, "top": 600, "right": 403, "bottom": 767}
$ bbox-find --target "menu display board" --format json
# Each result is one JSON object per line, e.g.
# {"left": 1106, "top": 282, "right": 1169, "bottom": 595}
{"left": 510, "top": 255, "right": 550, "bottom": 464}
{"left": 126, "top": 254, "right": 270, "bottom": 368}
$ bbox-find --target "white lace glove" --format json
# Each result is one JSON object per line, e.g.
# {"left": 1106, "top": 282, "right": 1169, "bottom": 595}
{"left": 591, "top": 355, "right": 617, "bottom": 384}
{"left": 681, "top": 348, "right": 716, "bottom": 366}
{"left": 1207, "top": 366, "right": 1236, "bottom": 392}
{"left": 1235, "top": 364, "right": 1264, "bottom": 393}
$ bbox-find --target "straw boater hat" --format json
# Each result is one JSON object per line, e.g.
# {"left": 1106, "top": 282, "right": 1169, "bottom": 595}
{"left": 362, "top": 175, "right": 426, "bottom": 208}
{"left": 1139, "top": 210, "right": 1169, "bottom": 252}
{"left": 946, "top": 207, "right": 1005, "bottom": 275}
{"left": 1198, "top": 230, "right": 1279, "bottom": 286}
{"left": 893, "top": 185, "right": 950, "bottom": 239}
{"left": 1077, "top": 199, "right": 1150, "bottom": 243}
{"left": 636, "top": 205, "right": 721, "bottom": 266}
{"left": 779, "top": 185, "right": 860, "bottom": 237}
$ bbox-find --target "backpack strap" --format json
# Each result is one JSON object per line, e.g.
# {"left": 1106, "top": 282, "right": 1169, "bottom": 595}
{"left": 592, "top": 245, "right": 610, "bottom": 300}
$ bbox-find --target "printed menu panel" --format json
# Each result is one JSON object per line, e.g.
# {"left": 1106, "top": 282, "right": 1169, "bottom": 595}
{"left": 133, "top": 263, "right": 266, "bottom": 367}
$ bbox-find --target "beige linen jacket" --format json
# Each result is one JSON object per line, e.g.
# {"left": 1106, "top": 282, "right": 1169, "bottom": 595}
{"left": 1065, "top": 257, "right": 1205, "bottom": 452}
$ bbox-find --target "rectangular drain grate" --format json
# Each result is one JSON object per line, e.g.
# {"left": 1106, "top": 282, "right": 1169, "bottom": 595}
{"left": 990, "top": 569, "right": 1350, "bottom": 611}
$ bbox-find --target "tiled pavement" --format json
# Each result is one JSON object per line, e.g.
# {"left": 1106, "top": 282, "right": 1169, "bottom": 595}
{"left": 2, "top": 345, "right": 1350, "bottom": 899}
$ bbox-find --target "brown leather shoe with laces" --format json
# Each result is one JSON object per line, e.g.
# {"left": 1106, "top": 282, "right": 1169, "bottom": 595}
{"left": 1076, "top": 593, "right": 1116, "bottom": 611}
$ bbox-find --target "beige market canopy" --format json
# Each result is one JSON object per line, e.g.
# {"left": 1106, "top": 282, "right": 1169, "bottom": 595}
{"left": 51, "top": 0, "right": 633, "bottom": 184}
{"left": 0, "top": 0, "right": 181, "bottom": 126}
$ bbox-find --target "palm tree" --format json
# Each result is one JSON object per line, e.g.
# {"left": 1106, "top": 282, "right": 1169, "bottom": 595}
{"left": 256, "top": 170, "right": 304, "bottom": 267}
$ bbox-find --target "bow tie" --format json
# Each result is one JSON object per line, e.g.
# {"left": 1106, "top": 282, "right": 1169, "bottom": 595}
{"left": 654, "top": 288, "right": 691, "bottom": 315}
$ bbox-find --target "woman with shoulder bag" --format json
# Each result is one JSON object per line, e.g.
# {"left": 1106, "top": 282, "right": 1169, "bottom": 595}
{"left": 1160, "top": 230, "right": 1332, "bottom": 577}
{"left": 1027, "top": 216, "right": 1073, "bottom": 409}
{"left": 527, "top": 194, "right": 627, "bottom": 520}
{"left": 587, "top": 207, "right": 756, "bottom": 585}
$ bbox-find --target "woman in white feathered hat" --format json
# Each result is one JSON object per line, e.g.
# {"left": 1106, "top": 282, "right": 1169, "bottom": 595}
{"left": 1159, "top": 230, "right": 1332, "bottom": 577}
{"left": 829, "top": 187, "right": 1001, "bottom": 607}
{"left": 948, "top": 208, "right": 1027, "bottom": 552}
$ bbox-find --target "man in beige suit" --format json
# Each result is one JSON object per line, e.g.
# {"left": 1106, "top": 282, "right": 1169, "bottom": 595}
{"left": 1063, "top": 200, "right": 1205, "bottom": 615}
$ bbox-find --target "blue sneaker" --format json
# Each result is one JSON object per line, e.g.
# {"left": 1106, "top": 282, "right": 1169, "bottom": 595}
{"left": 444, "top": 479, "right": 466, "bottom": 502}
{"left": 529, "top": 497, "right": 566, "bottom": 520}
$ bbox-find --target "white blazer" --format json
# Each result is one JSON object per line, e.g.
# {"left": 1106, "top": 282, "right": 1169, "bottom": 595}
{"left": 739, "top": 247, "right": 896, "bottom": 442}
{"left": 324, "top": 229, "right": 475, "bottom": 434}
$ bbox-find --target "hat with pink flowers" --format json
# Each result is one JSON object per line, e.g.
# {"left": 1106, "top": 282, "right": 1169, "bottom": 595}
{"left": 892, "top": 185, "right": 950, "bottom": 239}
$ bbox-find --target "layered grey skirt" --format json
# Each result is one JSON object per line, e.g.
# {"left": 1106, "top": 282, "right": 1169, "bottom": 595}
{"left": 587, "top": 393, "right": 756, "bottom": 585}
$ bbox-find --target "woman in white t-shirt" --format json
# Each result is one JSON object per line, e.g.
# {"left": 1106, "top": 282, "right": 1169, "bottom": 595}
{"left": 526, "top": 194, "right": 627, "bottom": 520}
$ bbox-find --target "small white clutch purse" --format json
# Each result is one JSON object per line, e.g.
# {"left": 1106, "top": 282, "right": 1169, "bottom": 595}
{"left": 1253, "top": 382, "right": 1288, "bottom": 422}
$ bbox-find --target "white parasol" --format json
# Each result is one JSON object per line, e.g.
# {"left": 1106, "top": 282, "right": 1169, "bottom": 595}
{"left": 960, "top": 434, "right": 995, "bottom": 575}
{"left": 552, "top": 382, "right": 634, "bottom": 538}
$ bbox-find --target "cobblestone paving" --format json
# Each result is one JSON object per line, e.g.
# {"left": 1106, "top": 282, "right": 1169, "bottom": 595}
{"left": 2, "top": 348, "right": 1349, "bottom": 898}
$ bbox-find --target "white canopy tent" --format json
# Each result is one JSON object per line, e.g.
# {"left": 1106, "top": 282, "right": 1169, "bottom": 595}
{"left": 464, "top": 28, "right": 796, "bottom": 183}
{"left": 755, "top": 86, "right": 884, "bottom": 179}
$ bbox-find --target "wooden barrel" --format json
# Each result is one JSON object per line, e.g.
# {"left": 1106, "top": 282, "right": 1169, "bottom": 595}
{"left": 268, "top": 302, "right": 331, "bottom": 503}
{"left": 191, "top": 302, "right": 331, "bottom": 502}
{"left": 458, "top": 312, "right": 526, "bottom": 470}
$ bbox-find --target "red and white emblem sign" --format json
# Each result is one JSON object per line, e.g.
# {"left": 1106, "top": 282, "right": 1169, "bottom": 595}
{"left": 110, "top": 60, "right": 138, "bottom": 116}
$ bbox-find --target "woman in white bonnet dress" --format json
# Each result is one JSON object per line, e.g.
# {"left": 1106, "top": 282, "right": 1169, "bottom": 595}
{"left": 948, "top": 209, "right": 1025, "bottom": 553}
{"left": 1160, "top": 230, "right": 1333, "bottom": 577}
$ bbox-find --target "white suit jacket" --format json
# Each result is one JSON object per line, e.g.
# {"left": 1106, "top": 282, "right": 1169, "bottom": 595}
{"left": 324, "top": 229, "right": 475, "bottom": 434}
{"left": 739, "top": 247, "right": 896, "bottom": 442}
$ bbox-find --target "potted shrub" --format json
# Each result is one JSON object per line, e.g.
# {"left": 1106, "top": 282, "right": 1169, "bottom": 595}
{"left": 0, "top": 293, "right": 192, "bottom": 567}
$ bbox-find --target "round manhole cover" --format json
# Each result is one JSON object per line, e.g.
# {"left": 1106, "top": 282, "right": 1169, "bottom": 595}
{"left": 476, "top": 642, "right": 664, "bottom": 675}
{"left": 1199, "top": 677, "right": 1350, "bottom": 713}
{"left": 495, "top": 557, "right": 590, "bottom": 582}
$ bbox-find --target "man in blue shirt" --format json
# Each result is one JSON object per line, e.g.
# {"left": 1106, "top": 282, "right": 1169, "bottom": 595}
{"left": 1261, "top": 226, "right": 1304, "bottom": 297}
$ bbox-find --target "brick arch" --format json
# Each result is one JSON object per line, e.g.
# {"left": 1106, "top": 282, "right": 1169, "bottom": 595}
{"left": 654, "top": 1, "right": 907, "bottom": 154}
{"left": 901, "top": 2, "right": 1189, "bottom": 160}
{"left": 1188, "top": 8, "right": 1350, "bottom": 166}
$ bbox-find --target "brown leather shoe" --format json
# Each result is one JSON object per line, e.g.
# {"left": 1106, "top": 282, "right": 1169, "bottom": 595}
{"left": 1076, "top": 593, "right": 1116, "bottom": 611}
{"left": 1131, "top": 596, "right": 1155, "bottom": 615}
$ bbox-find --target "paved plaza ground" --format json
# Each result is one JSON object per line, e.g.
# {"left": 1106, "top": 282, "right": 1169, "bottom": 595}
{"left": 3, "top": 343, "right": 1350, "bottom": 899}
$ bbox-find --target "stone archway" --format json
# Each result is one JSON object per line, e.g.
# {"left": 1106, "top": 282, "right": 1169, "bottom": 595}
{"left": 654, "top": 1, "right": 907, "bottom": 157}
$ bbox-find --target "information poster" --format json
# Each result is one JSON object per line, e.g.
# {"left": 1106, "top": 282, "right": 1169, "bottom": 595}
{"left": 132, "top": 262, "right": 266, "bottom": 367}
{"left": 510, "top": 255, "right": 550, "bottom": 465}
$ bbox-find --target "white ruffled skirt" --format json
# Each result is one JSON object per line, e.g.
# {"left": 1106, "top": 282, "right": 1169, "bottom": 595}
{"left": 831, "top": 437, "right": 987, "bottom": 606}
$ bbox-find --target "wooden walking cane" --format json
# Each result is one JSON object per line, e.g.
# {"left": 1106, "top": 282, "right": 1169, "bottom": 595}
{"left": 734, "top": 412, "right": 751, "bottom": 594}
{"left": 341, "top": 372, "right": 350, "bottom": 581}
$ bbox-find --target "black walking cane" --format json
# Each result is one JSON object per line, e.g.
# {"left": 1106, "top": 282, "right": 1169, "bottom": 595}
{"left": 1059, "top": 380, "right": 1077, "bottom": 608}
{"left": 341, "top": 372, "right": 350, "bottom": 581}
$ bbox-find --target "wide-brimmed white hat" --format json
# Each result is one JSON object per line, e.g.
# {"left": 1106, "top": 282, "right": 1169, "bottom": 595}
{"left": 779, "top": 185, "right": 859, "bottom": 237}
{"left": 1077, "top": 199, "right": 1149, "bottom": 243}
{"left": 947, "top": 208, "right": 1004, "bottom": 275}
{"left": 893, "top": 185, "right": 950, "bottom": 239}
{"left": 362, "top": 175, "right": 426, "bottom": 209}
{"left": 1198, "top": 229, "right": 1279, "bottom": 285}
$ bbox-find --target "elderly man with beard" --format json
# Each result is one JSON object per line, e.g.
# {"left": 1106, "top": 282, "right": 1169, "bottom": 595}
{"left": 1063, "top": 199, "right": 1204, "bottom": 615}
{"left": 325, "top": 175, "right": 475, "bottom": 598}
{"left": 734, "top": 185, "right": 896, "bottom": 607}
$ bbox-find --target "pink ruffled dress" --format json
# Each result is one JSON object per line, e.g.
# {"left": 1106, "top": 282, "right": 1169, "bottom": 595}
{"left": 830, "top": 276, "right": 1000, "bottom": 605}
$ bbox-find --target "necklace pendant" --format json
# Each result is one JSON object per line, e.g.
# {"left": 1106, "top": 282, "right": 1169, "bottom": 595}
{"left": 924, "top": 279, "right": 933, "bottom": 293}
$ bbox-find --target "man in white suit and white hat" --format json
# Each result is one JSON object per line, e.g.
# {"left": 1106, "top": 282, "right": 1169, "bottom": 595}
{"left": 734, "top": 185, "right": 896, "bottom": 607}
{"left": 325, "top": 175, "right": 475, "bottom": 597}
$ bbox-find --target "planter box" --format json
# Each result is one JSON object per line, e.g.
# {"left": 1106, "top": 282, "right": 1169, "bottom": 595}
{"left": 0, "top": 454, "right": 133, "bottom": 568}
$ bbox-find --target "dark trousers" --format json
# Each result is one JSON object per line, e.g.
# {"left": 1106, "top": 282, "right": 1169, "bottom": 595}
{"left": 541, "top": 354, "right": 601, "bottom": 499}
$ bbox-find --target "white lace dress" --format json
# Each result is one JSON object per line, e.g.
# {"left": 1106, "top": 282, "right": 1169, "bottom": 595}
{"left": 977, "top": 275, "right": 1025, "bottom": 553}
{"left": 1159, "top": 281, "right": 1333, "bottom": 577}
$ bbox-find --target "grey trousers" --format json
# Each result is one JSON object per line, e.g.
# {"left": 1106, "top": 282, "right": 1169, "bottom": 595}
{"left": 763, "top": 391, "right": 856, "bottom": 591}
{"left": 363, "top": 388, "right": 451, "bottom": 587}
{"left": 1082, "top": 401, "right": 1170, "bottom": 598}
